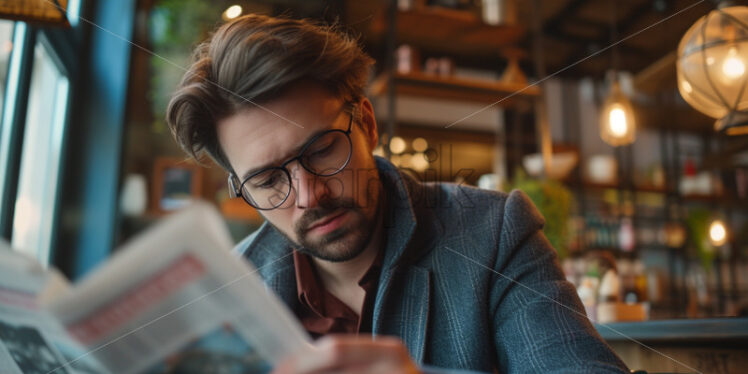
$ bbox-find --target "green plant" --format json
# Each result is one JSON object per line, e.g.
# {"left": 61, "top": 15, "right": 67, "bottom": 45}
{"left": 148, "top": 0, "right": 227, "bottom": 133}
{"left": 506, "top": 170, "right": 574, "bottom": 259}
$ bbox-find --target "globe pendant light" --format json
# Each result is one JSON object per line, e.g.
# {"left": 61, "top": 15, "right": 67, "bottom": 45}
{"left": 677, "top": 2, "right": 748, "bottom": 135}
{"left": 600, "top": 78, "right": 636, "bottom": 146}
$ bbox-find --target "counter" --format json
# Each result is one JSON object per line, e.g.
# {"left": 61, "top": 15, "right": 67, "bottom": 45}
{"left": 595, "top": 318, "right": 748, "bottom": 374}
{"left": 596, "top": 317, "right": 748, "bottom": 342}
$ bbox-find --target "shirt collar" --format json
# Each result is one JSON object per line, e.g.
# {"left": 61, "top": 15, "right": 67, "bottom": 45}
{"left": 293, "top": 247, "right": 385, "bottom": 317}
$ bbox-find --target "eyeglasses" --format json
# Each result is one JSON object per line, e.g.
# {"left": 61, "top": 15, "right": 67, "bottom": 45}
{"left": 228, "top": 108, "right": 354, "bottom": 210}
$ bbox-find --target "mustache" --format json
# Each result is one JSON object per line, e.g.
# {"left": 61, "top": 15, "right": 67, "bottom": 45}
{"left": 295, "top": 197, "right": 358, "bottom": 234}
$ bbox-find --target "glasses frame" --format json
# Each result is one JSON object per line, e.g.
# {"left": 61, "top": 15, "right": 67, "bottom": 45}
{"left": 227, "top": 107, "right": 355, "bottom": 210}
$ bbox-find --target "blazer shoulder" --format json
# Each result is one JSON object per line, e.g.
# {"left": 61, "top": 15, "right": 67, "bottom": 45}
{"left": 499, "top": 189, "right": 545, "bottom": 250}
{"left": 430, "top": 181, "right": 510, "bottom": 215}
{"left": 431, "top": 184, "right": 545, "bottom": 247}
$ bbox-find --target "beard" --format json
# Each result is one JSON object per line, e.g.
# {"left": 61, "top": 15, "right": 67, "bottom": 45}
{"left": 292, "top": 195, "right": 379, "bottom": 262}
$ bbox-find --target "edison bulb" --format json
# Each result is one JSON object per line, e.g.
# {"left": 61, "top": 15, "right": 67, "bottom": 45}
{"left": 608, "top": 105, "right": 628, "bottom": 138}
{"left": 599, "top": 79, "right": 635, "bottom": 146}
{"left": 722, "top": 47, "right": 745, "bottom": 79}
{"left": 709, "top": 219, "right": 727, "bottom": 246}
{"left": 223, "top": 5, "right": 242, "bottom": 20}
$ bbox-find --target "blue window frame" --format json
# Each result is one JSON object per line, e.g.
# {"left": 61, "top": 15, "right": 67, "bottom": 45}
{"left": 0, "top": 0, "right": 84, "bottom": 265}
{"left": 0, "top": 22, "right": 30, "bottom": 240}
{"left": 11, "top": 36, "right": 70, "bottom": 265}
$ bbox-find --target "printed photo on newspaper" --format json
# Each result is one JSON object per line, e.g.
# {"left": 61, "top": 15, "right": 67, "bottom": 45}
{"left": 0, "top": 242, "right": 106, "bottom": 374}
{"left": 0, "top": 202, "right": 311, "bottom": 374}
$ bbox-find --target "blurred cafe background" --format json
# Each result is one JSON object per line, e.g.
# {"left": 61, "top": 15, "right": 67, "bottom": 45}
{"left": 2, "top": 0, "right": 748, "bottom": 372}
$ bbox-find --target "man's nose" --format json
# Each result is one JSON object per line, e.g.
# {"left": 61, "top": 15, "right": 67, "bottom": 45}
{"left": 290, "top": 162, "right": 328, "bottom": 209}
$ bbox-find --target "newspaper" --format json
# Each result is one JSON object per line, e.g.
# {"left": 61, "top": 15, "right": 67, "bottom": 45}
{"left": 0, "top": 202, "right": 310, "bottom": 374}
{"left": 0, "top": 243, "right": 105, "bottom": 374}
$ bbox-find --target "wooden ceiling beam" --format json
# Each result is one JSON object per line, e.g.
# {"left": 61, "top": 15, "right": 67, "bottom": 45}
{"left": 617, "top": 1, "right": 657, "bottom": 36}
{"left": 633, "top": 51, "right": 677, "bottom": 94}
{"left": 543, "top": 0, "right": 588, "bottom": 35}
{"left": 544, "top": 31, "right": 652, "bottom": 57}
{"left": 557, "top": 1, "right": 658, "bottom": 76}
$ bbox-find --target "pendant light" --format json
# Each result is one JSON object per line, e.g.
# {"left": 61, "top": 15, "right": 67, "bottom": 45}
{"left": 708, "top": 218, "right": 728, "bottom": 247}
{"left": 677, "top": 2, "right": 748, "bottom": 135}
{"left": 600, "top": 0, "right": 636, "bottom": 146}
{"left": 600, "top": 77, "right": 637, "bottom": 146}
{"left": 0, "top": 0, "right": 69, "bottom": 26}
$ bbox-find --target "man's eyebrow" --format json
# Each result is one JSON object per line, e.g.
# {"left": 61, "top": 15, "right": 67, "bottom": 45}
{"left": 240, "top": 128, "right": 328, "bottom": 181}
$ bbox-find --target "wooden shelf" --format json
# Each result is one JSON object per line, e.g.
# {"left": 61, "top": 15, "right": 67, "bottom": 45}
{"left": 680, "top": 193, "right": 730, "bottom": 204}
{"left": 369, "top": 71, "right": 540, "bottom": 105}
{"left": 568, "top": 181, "right": 742, "bottom": 206}
{"left": 573, "top": 181, "right": 669, "bottom": 194}
{"left": 369, "top": 7, "right": 525, "bottom": 59}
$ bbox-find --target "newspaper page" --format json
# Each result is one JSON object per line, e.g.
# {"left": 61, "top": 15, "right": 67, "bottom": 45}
{"left": 45, "top": 202, "right": 310, "bottom": 374}
{"left": 0, "top": 242, "right": 107, "bottom": 374}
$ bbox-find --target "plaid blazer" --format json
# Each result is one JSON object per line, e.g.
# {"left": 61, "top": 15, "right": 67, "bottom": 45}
{"left": 235, "top": 157, "right": 629, "bottom": 374}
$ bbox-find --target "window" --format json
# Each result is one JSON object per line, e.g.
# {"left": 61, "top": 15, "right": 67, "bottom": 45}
{"left": 0, "top": 4, "right": 83, "bottom": 272}
{"left": 68, "top": 0, "right": 82, "bottom": 27}
{"left": 0, "top": 21, "right": 24, "bottom": 237}
{"left": 11, "top": 38, "right": 70, "bottom": 265}
{"left": 0, "top": 21, "right": 14, "bottom": 106}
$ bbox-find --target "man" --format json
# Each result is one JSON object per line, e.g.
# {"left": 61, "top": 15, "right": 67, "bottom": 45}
{"left": 166, "top": 14, "right": 629, "bottom": 374}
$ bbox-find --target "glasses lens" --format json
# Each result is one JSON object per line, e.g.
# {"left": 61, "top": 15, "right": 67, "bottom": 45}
{"left": 300, "top": 130, "right": 352, "bottom": 176}
{"left": 242, "top": 168, "right": 291, "bottom": 209}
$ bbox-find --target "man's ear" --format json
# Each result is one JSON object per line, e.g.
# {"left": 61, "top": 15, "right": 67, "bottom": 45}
{"left": 358, "top": 97, "right": 378, "bottom": 151}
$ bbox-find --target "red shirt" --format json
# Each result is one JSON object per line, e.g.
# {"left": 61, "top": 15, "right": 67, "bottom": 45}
{"left": 292, "top": 249, "right": 383, "bottom": 339}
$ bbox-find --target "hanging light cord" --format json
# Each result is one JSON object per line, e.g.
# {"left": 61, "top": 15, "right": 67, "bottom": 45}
{"left": 610, "top": 0, "right": 619, "bottom": 76}
{"left": 50, "top": 0, "right": 68, "bottom": 21}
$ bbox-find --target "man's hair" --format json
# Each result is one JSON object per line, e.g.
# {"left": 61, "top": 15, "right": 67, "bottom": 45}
{"left": 166, "top": 15, "right": 375, "bottom": 171}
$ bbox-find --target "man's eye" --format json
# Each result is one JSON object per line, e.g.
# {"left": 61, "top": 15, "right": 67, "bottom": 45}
{"left": 252, "top": 174, "right": 279, "bottom": 189}
{"left": 309, "top": 141, "right": 334, "bottom": 157}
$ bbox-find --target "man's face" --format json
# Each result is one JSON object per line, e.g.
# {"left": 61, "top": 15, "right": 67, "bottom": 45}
{"left": 216, "top": 82, "right": 381, "bottom": 262}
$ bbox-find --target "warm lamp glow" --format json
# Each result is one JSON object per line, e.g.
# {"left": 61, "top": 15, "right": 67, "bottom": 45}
{"left": 677, "top": 5, "right": 748, "bottom": 134}
{"left": 608, "top": 105, "right": 628, "bottom": 138}
{"left": 681, "top": 80, "right": 693, "bottom": 93}
{"left": 411, "top": 152, "right": 429, "bottom": 171}
{"left": 722, "top": 47, "right": 745, "bottom": 79}
{"left": 600, "top": 80, "right": 636, "bottom": 146}
{"left": 709, "top": 219, "right": 727, "bottom": 246}
{"left": 389, "top": 136, "right": 406, "bottom": 154}
{"left": 412, "top": 137, "right": 428, "bottom": 152}
{"left": 223, "top": 5, "right": 242, "bottom": 20}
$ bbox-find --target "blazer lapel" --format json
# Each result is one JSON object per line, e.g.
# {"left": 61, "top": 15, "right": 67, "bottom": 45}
{"left": 370, "top": 157, "right": 434, "bottom": 362}
{"left": 241, "top": 223, "right": 298, "bottom": 310}
{"left": 373, "top": 266, "right": 431, "bottom": 364}
{"left": 264, "top": 264, "right": 297, "bottom": 309}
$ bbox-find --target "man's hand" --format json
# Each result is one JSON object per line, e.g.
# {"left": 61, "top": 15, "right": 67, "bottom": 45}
{"left": 272, "top": 335, "right": 421, "bottom": 374}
